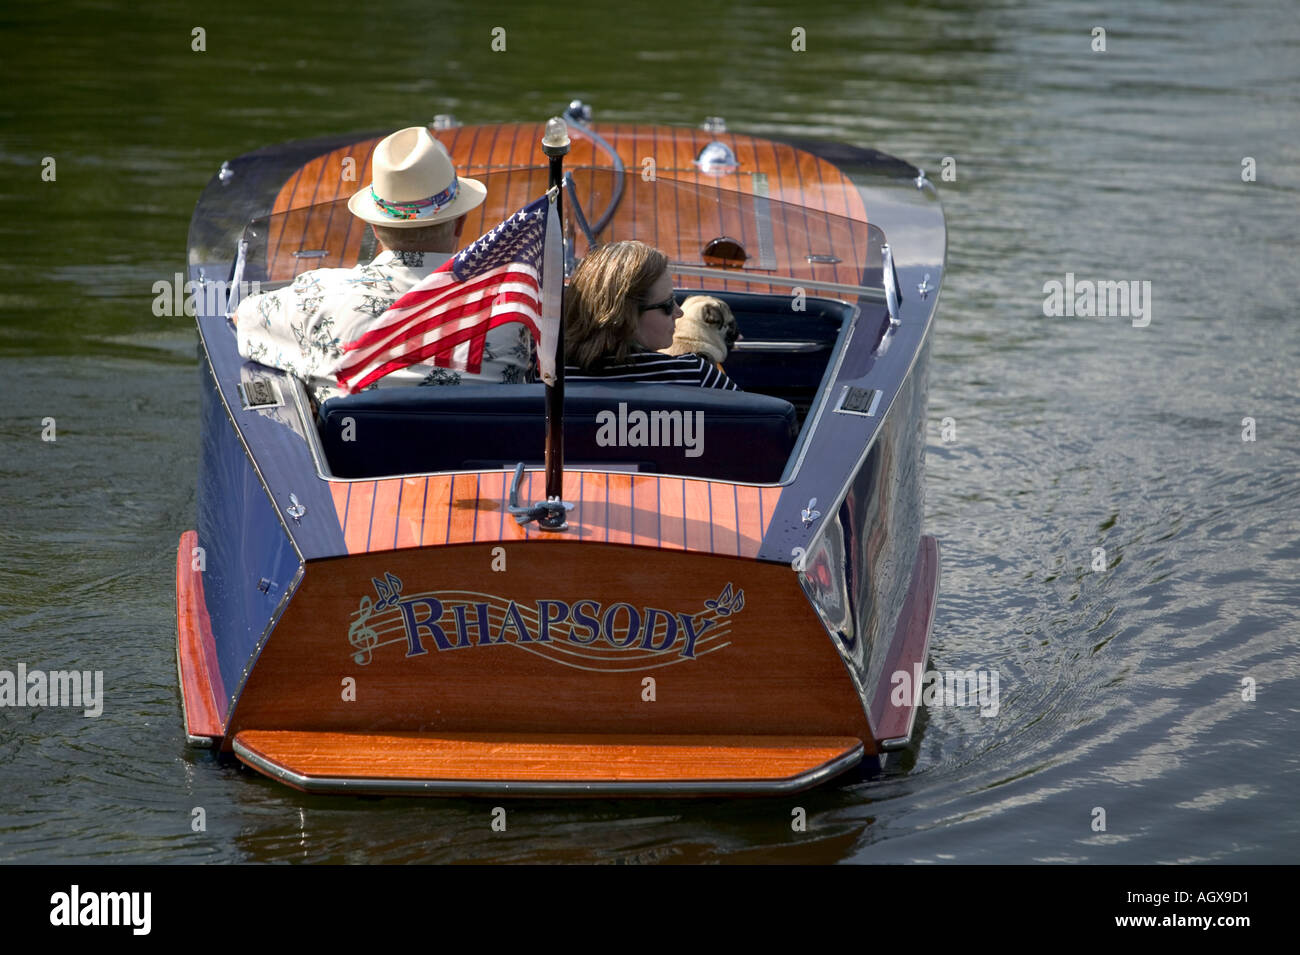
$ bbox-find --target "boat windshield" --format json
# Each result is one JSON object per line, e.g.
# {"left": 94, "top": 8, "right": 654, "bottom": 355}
{"left": 236, "top": 167, "right": 881, "bottom": 300}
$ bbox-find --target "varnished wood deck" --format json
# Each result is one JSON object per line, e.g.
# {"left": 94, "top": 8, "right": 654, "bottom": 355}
{"left": 264, "top": 122, "right": 871, "bottom": 296}
{"left": 233, "top": 729, "right": 863, "bottom": 794}
{"left": 326, "top": 469, "right": 780, "bottom": 556}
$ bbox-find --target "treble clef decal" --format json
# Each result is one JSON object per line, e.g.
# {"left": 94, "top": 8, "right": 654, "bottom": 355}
{"left": 348, "top": 595, "right": 379, "bottom": 666}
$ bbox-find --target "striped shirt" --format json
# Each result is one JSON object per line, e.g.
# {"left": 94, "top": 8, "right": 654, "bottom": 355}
{"left": 566, "top": 351, "right": 739, "bottom": 390}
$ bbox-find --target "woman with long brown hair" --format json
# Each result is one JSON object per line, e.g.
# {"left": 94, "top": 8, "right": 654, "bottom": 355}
{"left": 563, "top": 241, "right": 738, "bottom": 389}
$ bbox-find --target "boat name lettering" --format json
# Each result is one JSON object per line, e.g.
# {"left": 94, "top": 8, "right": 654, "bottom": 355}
{"left": 347, "top": 574, "right": 743, "bottom": 666}
{"left": 399, "top": 596, "right": 714, "bottom": 657}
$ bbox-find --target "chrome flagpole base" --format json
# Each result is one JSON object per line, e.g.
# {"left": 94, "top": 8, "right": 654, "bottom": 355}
{"left": 506, "top": 463, "right": 574, "bottom": 530}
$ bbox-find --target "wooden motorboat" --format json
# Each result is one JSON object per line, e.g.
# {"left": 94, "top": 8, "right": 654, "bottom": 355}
{"left": 176, "top": 104, "right": 945, "bottom": 795}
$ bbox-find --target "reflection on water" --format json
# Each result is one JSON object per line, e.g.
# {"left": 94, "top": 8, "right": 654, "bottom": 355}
{"left": 1, "top": 0, "right": 1297, "bottom": 862}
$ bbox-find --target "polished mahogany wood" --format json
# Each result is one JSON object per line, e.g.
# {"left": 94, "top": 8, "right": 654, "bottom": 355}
{"left": 263, "top": 123, "right": 871, "bottom": 297}
{"left": 175, "top": 530, "right": 225, "bottom": 736}
{"left": 326, "top": 470, "right": 780, "bottom": 558}
{"left": 223, "top": 541, "right": 876, "bottom": 754}
{"left": 234, "top": 729, "right": 862, "bottom": 784}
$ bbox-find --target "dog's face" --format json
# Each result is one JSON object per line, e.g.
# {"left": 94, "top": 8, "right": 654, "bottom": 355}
{"left": 678, "top": 296, "right": 739, "bottom": 352}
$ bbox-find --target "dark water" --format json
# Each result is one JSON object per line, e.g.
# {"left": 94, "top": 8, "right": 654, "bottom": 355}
{"left": 1, "top": 0, "right": 1297, "bottom": 863}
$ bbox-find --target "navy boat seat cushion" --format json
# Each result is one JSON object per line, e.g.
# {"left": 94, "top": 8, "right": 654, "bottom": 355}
{"left": 318, "top": 383, "right": 798, "bottom": 482}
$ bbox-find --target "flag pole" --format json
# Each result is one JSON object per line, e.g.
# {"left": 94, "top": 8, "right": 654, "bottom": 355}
{"left": 540, "top": 116, "right": 571, "bottom": 530}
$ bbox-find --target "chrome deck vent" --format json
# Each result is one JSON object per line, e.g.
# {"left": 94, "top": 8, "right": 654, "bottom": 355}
{"left": 695, "top": 141, "right": 738, "bottom": 175}
{"left": 834, "top": 386, "right": 883, "bottom": 417}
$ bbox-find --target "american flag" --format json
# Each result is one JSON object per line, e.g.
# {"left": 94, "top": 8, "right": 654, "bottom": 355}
{"left": 336, "top": 191, "right": 561, "bottom": 393}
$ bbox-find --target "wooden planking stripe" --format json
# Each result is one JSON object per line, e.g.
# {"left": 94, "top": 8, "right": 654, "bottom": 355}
{"left": 462, "top": 123, "right": 490, "bottom": 240}
{"left": 734, "top": 483, "right": 763, "bottom": 555}
{"left": 798, "top": 147, "right": 839, "bottom": 286}
{"left": 268, "top": 165, "right": 305, "bottom": 275}
{"left": 605, "top": 472, "right": 634, "bottom": 546}
{"left": 658, "top": 476, "right": 685, "bottom": 551}
{"left": 448, "top": 472, "right": 481, "bottom": 544}
{"left": 369, "top": 477, "right": 402, "bottom": 552}
{"left": 342, "top": 481, "right": 374, "bottom": 554}
{"left": 337, "top": 138, "right": 380, "bottom": 271}
{"left": 683, "top": 477, "right": 711, "bottom": 553}
{"left": 395, "top": 477, "right": 423, "bottom": 550}
{"left": 812, "top": 150, "right": 849, "bottom": 281}
{"left": 488, "top": 469, "right": 510, "bottom": 543}
{"left": 766, "top": 138, "right": 795, "bottom": 278}
{"left": 783, "top": 141, "right": 813, "bottom": 275}
{"left": 418, "top": 477, "right": 449, "bottom": 547}
{"left": 329, "top": 481, "right": 351, "bottom": 539}
{"left": 710, "top": 481, "right": 739, "bottom": 557}
{"left": 292, "top": 148, "right": 331, "bottom": 272}
{"left": 725, "top": 128, "right": 752, "bottom": 278}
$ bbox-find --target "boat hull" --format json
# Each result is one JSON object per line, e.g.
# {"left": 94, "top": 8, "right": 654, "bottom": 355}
{"left": 178, "top": 119, "right": 946, "bottom": 795}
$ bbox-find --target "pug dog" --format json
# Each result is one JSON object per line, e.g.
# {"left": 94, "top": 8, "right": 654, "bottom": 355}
{"left": 659, "top": 295, "right": 740, "bottom": 365}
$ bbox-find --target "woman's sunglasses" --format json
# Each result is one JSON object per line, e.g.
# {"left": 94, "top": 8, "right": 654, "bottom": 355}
{"left": 639, "top": 294, "right": 677, "bottom": 314}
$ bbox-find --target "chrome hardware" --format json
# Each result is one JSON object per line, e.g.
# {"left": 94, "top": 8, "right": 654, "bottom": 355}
{"left": 563, "top": 172, "right": 596, "bottom": 248}
{"left": 701, "top": 116, "right": 727, "bottom": 133}
{"left": 218, "top": 161, "right": 233, "bottom": 183}
{"left": 807, "top": 253, "right": 841, "bottom": 265}
{"left": 286, "top": 493, "right": 306, "bottom": 521}
{"left": 914, "top": 168, "right": 930, "bottom": 190}
{"left": 801, "top": 498, "right": 821, "bottom": 526}
{"left": 431, "top": 113, "right": 459, "bottom": 130}
{"left": 730, "top": 340, "right": 824, "bottom": 353}
{"left": 292, "top": 249, "right": 329, "bottom": 258}
{"left": 506, "top": 462, "right": 574, "bottom": 530}
{"left": 882, "top": 243, "right": 902, "bottom": 328}
{"left": 238, "top": 377, "right": 283, "bottom": 410}
{"left": 694, "top": 141, "right": 738, "bottom": 175}
{"left": 226, "top": 237, "right": 248, "bottom": 317}
{"left": 257, "top": 578, "right": 273, "bottom": 594}
{"left": 564, "top": 99, "right": 592, "bottom": 125}
{"left": 917, "top": 273, "right": 933, "bottom": 299}
{"left": 834, "top": 385, "right": 883, "bottom": 417}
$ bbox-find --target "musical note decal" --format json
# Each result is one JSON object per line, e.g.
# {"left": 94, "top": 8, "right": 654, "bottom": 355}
{"left": 348, "top": 595, "right": 379, "bottom": 665}
{"left": 704, "top": 583, "right": 745, "bottom": 617}
{"left": 371, "top": 572, "right": 404, "bottom": 611}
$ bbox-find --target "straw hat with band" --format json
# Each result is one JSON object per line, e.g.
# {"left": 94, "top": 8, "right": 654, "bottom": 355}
{"left": 347, "top": 126, "right": 486, "bottom": 228}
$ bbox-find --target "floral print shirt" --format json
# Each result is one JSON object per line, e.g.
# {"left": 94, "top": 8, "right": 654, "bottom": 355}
{"left": 234, "top": 250, "right": 534, "bottom": 403}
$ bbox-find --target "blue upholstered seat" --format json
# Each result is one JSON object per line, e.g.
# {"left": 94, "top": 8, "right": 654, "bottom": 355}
{"left": 318, "top": 382, "right": 798, "bottom": 482}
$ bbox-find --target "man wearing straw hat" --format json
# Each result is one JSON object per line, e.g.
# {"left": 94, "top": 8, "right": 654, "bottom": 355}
{"left": 234, "top": 126, "right": 533, "bottom": 403}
